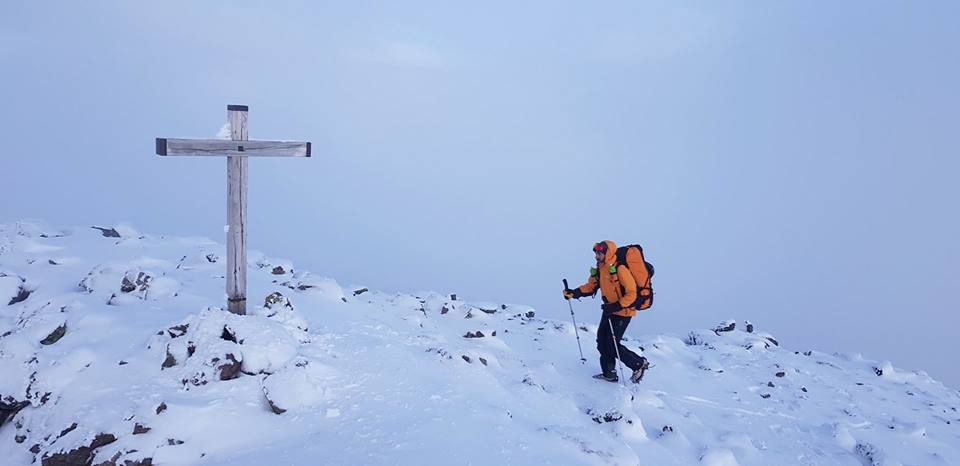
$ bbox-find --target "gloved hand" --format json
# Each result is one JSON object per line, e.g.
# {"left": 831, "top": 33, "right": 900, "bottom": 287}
{"left": 601, "top": 302, "right": 621, "bottom": 315}
{"left": 563, "top": 289, "right": 575, "bottom": 300}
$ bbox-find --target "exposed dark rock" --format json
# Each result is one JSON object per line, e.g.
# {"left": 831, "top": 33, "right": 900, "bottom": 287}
{"left": 164, "top": 324, "right": 188, "bottom": 339}
{"left": 42, "top": 433, "right": 115, "bottom": 466}
{"left": 218, "top": 353, "right": 242, "bottom": 380}
{"left": 8, "top": 286, "right": 31, "bottom": 305}
{"left": 450, "top": 294, "right": 457, "bottom": 301}
{"left": 15, "top": 434, "right": 26, "bottom": 443}
{"left": 461, "top": 355, "right": 471, "bottom": 363}
{"left": 745, "top": 321, "right": 754, "bottom": 333}
{"left": 186, "top": 343, "right": 196, "bottom": 358}
{"left": 205, "top": 253, "right": 219, "bottom": 263}
{"left": 525, "top": 311, "right": 535, "bottom": 318}
{"left": 760, "top": 393, "right": 771, "bottom": 399}
{"left": 589, "top": 410, "right": 623, "bottom": 424}
{"left": 58, "top": 423, "right": 78, "bottom": 439}
{"left": 801, "top": 387, "right": 808, "bottom": 393}
{"left": 48, "top": 259, "right": 60, "bottom": 265}
{"left": 264, "top": 390, "right": 286, "bottom": 415}
{"left": 714, "top": 321, "right": 735, "bottom": 333}
{"left": 220, "top": 326, "right": 237, "bottom": 343}
{"left": 133, "top": 424, "right": 150, "bottom": 435}
{"left": 166, "top": 439, "right": 184, "bottom": 446}
{"left": 155, "top": 403, "right": 167, "bottom": 415}
{"left": 0, "top": 398, "right": 30, "bottom": 427}
{"left": 120, "top": 271, "right": 151, "bottom": 294}
{"left": 161, "top": 348, "right": 177, "bottom": 369}
{"left": 492, "top": 330, "right": 497, "bottom": 337}
{"left": 662, "top": 425, "right": 674, "bottom": 433}
{"left": 91, "top": 434, "right": 117, "bottom": 449}
{"left": 477, "top": 307, "right": 497, "bottom": 314}
{"left": 479, "top": 358, "right": 488, "bottom": 366}
{"left": 767, "top": 382, "right": 775, "bottom": 388}
{"left": 92, "top": 227, "right": 121, "bottom": 238}
{"left": 352, "top": 288, "right": 369, "bottom": 296}
{"left": 41, "top": 324, "right": 67, "bottom": 345}
{"left": 31, "top": 444, "right": 41, "bottom": 454}
{"left": 874, "top": 367, "right": 883, "bottom": 376}
{"left": 775, "top": 371, "right": 786, "bottom": 378}
{"left": 766, "top": 337, "right": 779, "bottom": 347}
{"left": 118, "top": 361, "right": 128, "bottom": 366}
{"left": 463, "top": 331, "right": 485, "bottom": 338}
{"left": 271, "top": 266, "right": 286, "bottom": 275}
{"left": 440, "top": 305, "right": 449, "bottom": 314}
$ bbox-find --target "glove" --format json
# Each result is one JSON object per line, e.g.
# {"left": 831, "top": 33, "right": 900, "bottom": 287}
{"left": 563, "top": 289, "right": 575, "bottom": 300}
{"left": 601, "top": 302, "right": 621, "bottom": 315}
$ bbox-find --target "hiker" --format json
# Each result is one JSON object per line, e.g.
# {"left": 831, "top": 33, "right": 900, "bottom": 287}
{"left": 563, "top": 240, "right": 650, "bottom": 383}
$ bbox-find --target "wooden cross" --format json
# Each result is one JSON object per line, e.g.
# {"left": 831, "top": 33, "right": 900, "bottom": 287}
{"left": 155, "top": 104, "right": 311, "bottom": 315}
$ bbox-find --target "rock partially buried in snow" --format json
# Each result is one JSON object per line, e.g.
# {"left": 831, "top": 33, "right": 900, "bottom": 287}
{"left": 262, "top": 358, "right": 336, "bottom": 414}
{"left": 91, "top": 226, "right": 121, "bottom": 238}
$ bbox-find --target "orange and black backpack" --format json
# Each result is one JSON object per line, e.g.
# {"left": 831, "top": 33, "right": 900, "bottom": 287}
{"left": 615, "top": 244, "right": 655, "bottom": 310}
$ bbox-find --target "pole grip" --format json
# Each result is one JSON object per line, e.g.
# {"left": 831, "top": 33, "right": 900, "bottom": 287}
{"left": 563, "top": 279, "right": 569, "bottom": 291}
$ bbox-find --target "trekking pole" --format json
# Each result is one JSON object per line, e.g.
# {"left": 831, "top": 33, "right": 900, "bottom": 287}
{"left": 563, "top": 279, "right": 587, "bottom": 363}
{"left": 608, "top": 318, "right": 626, "bottom": 386}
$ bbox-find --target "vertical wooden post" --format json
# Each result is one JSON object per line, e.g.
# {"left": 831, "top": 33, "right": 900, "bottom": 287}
{"left": 226, "top": 105, "right": 248, "bottom": 315}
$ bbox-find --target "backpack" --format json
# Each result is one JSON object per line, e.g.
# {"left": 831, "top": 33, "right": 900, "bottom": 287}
{"left": 615, "top": 244, "right": 655, "bottom": 310}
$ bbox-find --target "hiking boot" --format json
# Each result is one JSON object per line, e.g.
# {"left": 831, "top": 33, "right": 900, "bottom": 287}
{"left": 592, "top": 373, "right": 619, "bottom": 383}
{"left": 630, "top": 359, "right": 651, "bottom": 383}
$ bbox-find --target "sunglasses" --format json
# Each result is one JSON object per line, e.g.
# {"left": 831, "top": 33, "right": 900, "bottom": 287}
{"left": 593, "top": 243, "right": 607, "bottom": 254}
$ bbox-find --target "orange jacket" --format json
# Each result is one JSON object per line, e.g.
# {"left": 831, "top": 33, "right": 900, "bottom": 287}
{"left": 573, "top": 240, "right": 638, "bottom": 318}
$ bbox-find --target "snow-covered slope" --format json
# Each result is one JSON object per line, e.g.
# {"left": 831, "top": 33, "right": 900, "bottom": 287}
{"left": 1, "top": 222, "right": 958, "bottom": 466}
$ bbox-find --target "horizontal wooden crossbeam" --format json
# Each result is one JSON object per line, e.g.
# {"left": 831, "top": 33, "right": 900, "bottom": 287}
{"left": 156, "top": 138, "right": 311, "bottom": 157}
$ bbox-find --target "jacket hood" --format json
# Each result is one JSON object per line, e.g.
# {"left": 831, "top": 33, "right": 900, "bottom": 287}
{"left": 595, "top": 240, "right": 618, "bottom": 266}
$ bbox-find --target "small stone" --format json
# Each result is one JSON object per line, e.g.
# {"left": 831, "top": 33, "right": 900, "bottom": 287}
{"left": 492, "top": 330, "right": 497, "bottom": 337}
{"left": 15, "top": 434, "right": 25, "bottom": 443}
{"left": 271, "top": 266, "right": 286, "bottom": 275}
{"left": 92, "top": 226, "right": 121, "bottom": 238}
{"left": 767, "top": 382, "right": 775, "bottom": 388}
{"left": 40, "top": 323, "right": 67, "bottom": 345}
{"left": 166, "top": 439, "right": 184, "bottom": 446}
{"left": 450, "top": 294, "right": 457, "bottom": 301}
{"left": 205, "top": 253, "right": 219, "bottom": 263}
{"left": 218, "top": 353, "right": 242, "bottom": 380}
{"left": 161, "top": 350, "right": 177, "bottom": 369}
{"left": 155, "top": 403, "right": 167, "bottom": 415}
{"left": 353, "top": 288, "right": 369, "bottom": 296}
{"left": 525, "top": 311, "right": 535, "bottom": 318}
{"left": 461, "top": 355, "right": 471, "bottom": 363}
{"left": 775, "top": 371, "right": 786, "bottom": 378}
{"left": 91, "top": 433, "right": 117, "bottom": 449}
{"left": 133, "top": 423, "right": 151, "bottom": 435}
{"left": 479, "top": 358, "right": 488, "bottom": 366}
{"left": 167, "top": 324, "right": 189, "bottom": 338}
{"left": 8, "top": 286, "right": 31, "bottom": 305}
{"left": 440, "top": 305, "right": 449, "bottom": 314}
{"left": 801, "top": 387, "right": 808, "bottom": 392}
{"left": 760, "top": 393, "right": 771, "bottom": 399}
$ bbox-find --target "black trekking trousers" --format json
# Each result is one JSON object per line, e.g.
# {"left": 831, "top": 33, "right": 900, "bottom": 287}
{"left": 597, "top": 314, "right": 645, "bottom": 375}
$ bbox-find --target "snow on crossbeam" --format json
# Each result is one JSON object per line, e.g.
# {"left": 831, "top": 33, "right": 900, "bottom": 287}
{"left": 155, "top": 138, "right": 311, "bottom": 158}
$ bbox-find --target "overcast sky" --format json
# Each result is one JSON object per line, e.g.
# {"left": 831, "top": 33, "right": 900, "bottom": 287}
{"left": 2, "top": 1, "right": 958, "bottom": 387}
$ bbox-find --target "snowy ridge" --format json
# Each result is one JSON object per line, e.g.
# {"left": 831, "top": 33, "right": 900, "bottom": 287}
{"left": 1, "top": 221, "right": 958, "bottom": 466}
